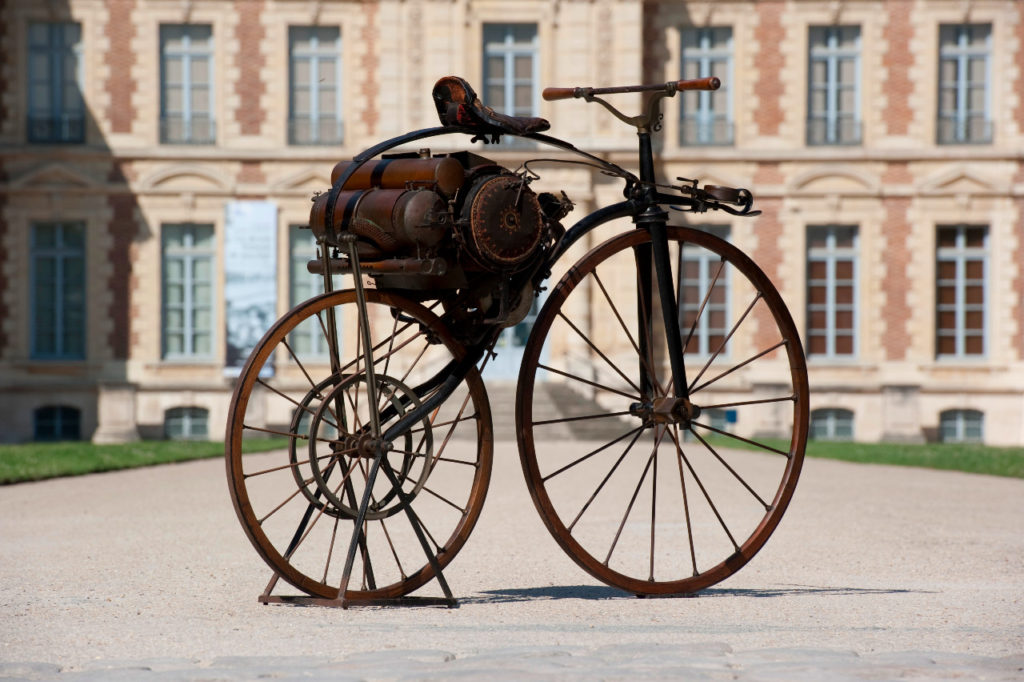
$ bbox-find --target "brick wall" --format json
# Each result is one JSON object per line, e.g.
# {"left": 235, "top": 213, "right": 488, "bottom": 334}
{"left": 105, "top": 0, "right": 137, "bottom": 134}
{"left": 882, "top": 0, "right": 913, "bottom": 136}
{"left": 234, "top": 0, "right": 267, "bottom": 136}
{"left": 881, "top": 197, "right": 912, "bottom": 360}
{"left": 753, "top": 1, "right": 785, "bottom": 137}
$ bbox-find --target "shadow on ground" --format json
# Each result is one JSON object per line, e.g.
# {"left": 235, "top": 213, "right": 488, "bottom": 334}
{"left": 465, "top": 584, "right": 931, "bottom": 604}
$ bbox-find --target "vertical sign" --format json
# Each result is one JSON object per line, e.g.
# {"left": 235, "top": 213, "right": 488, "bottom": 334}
{"left": 224, "top": 200, "right": 277, "bottom": 376}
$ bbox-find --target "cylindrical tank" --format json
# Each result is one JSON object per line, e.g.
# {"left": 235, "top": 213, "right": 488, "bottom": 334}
{"left": 310, "top": 188, "right": 448, "bottom": 253}
{"left": 330, "top": 157, "right": 466, "bottom": 197}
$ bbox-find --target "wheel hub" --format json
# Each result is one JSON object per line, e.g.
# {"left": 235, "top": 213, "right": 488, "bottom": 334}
{"left": 630, "top": 396, "right": 702, "bottom": 426}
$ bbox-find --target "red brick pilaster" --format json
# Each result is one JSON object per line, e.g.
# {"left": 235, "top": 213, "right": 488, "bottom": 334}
{"left": 882, "top": 198, "right": 912, "bottom": 360}
{"left": 105, "top": 0, "right": 137, "bottom": 134}
{"left": 107, "top": 194, "right": 137, "bottom": 359}
{"left": 754, "top": 1, "right": 784, "bottom": 137}
{"left": 235, "top": 0, "right": 266, "bottom": 135}
{"left": 882, "top": 0, "right": 913, "bottom": 136}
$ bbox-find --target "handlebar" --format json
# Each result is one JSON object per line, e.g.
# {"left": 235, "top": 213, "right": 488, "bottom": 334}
{"left": 543, "top": 77, "right": 720, "bottom": 101}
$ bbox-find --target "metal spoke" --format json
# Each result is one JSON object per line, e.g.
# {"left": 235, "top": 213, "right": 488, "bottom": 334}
{"left": 665, "top": 426, "right": 739, "bottom": 551}
{"left": 671, "top": 424, "right": 699, "bottom": 577}
{"left": 542, "top": 425, "right": 645, "bottom": 482}
{"left": 692, "top": 421, "right": 791, "bottom": 458}
{"left": 537, "top": 363, "right": 640, "bottom": 402}
{"left": 594, "top": 269, "right": 664, "bottom": 397}
{"left": 567, "top": 428, "right": 646, "bottom": 532}
{"left": 557, "top": 310, "right": 644, "bottom": 397}
{"left": 681, "top": 255, "right": 727, "bottom": 354}
{"left": 688, "top": 292, "right": 762, "bottom": 393}
{"left": 691, "top": 339, "right": 788, "bottom": 395}
{"left": 690, "top": 429, "right": 772, "bottom": 510}
{"left": 604, "top": 428, "right": 662, "bottom": 566}
{"left": 532, "top": 410, "right": 633, "bottom": 427}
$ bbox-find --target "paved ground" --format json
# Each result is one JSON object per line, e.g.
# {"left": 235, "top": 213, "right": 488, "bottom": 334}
{"left": 1, "top": 437, "right": 1022, "bottom": 680}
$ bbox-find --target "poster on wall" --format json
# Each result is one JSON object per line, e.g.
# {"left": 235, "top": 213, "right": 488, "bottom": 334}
{"left": 224, "top": 200, "right": 277, "bottom": 377}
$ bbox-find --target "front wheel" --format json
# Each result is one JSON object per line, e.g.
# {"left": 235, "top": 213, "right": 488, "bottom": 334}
{"left": 516, "top": 226, "right": 808, "bottom": 595}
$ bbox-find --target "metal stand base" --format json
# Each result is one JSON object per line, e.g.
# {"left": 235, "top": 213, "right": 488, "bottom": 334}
{"left": 258, "top": 572, "right": 458, "bottom": 609}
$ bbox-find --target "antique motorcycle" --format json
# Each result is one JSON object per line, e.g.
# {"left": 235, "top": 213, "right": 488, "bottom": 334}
{"left": 225, "top": 76, "right": 808, "bottom": 606}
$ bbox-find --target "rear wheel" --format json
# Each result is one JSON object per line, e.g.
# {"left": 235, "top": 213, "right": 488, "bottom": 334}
{"left": 517, "top": 226, "right": 808, "bottom": 595}
{"left": 226, "top": 289, "right": 493, "bottom": 600}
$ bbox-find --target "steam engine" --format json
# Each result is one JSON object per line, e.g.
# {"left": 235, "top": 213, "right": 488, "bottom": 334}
{"left": 310, "top": 151, "right": 571, "bottom": 337}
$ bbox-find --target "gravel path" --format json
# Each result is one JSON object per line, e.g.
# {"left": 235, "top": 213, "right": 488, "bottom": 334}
{"left": 1, "top": 439, "right": 1022, "bottom": 680}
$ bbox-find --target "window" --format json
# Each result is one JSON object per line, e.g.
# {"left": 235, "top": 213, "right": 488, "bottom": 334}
{"left": 288, "top": 225, "right": 339, "bottom": 357}
{"left": 938, "top": 24, "right": 992, "bottom": 144}
{"left": 483, "top": 24, "right": 538, "bottom": 146}
{"left": 680, "top": 27, "right": 733, "bottom": 145}
{"left": 939, "top": 409, "right": 983, "bottom": 443}
{"left": 678, "top": 226, "right": 730, "bottom": 357}
{"left": 165, "top": 406, "right": 209, "bottom": 440}
{"left": 160, "top": 24, "right": 215, "bottom": 144}
{"left": 810, "top": 408, "right": 854, "bottom": 441}
{"left": 34, "top": 406, "right": 82, "bottom": 441}
{"left": 807, "top": 26, "right": 860, "bottom": 145}
{"left": 162, "top": 224, "right": 215, "bottom": 358}
{"left": 31, "top": 222, "right": 86, "bottom": 359}
{"left": 27, "top": 22, "right": 84, "bottom": 143}
{"left": 807, "top": 225, "right": 858, "bottom": 358}
{"left": 936, "top": 225, "right": 986, "bottom": 358}
{"left": 289, "top": 26, "right": 343, "bottom": 145}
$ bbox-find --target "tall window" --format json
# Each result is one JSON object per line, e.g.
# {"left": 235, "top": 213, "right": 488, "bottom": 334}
{"left": 807, "top": 26, "right": 860, "bottom": 145}
{"left": 288, "top": 225, "right": 339, "bottom": 357}
{"left": 936, "top": 225, "right": 986, "bottom": 358}
{"left": 810, "top": 408, "right": 854, "bottom": 441}
{"left": 33, "top": 406, "right": 82, "bottom": 441}
{"left": 165, "top": 406, "right": 209, "bottom": 440}
{"left": 289, "top": 26, "right": 343, "bottom": 145}
{"left": 678, "top": 226, "right": 731, "bottom": 357}
{"left": 27, "top": 22, "right": 84, "bottom": 143}
{"left": 806, "top": 225, "right": 858, "bottom": 358}
{"left": 31, "top": 222, "right": 86, "bottom": 359}
{"left": 483, "top": 23, "right": 538, "bottom": 146}
{"left": 160, "top": 24, "right": 215, "bottom": 144}
{"left": 938, "top": 24, "right": 992, "bottom": 144}
{"left": 939, "top": 409, "right": 983, "bottom": 443}
{"left": 162, "top": 224, "right": 215, "bottom": 358}
{"left": 680, "top": 27, "right": 733, "bottom": 145}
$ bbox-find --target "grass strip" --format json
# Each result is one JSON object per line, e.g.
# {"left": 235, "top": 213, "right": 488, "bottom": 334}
{"left": 0, "top": 438, "right": 288, "bottom": 485}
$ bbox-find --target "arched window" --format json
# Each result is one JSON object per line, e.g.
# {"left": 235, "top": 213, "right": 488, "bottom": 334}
{"left": 33, "top": 405, "right": 81, "bottom": 441}
{"left": 165, "top": 406, "right": 209, "bottom": 440}
{"left": 939, "top": 409, "right": 983, "bottom": 443}
{"left": 810, "top": 408, "right": 854, "bottom": 441}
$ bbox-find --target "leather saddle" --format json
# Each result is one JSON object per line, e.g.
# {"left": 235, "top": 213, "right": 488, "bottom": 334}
{"left": 432, "top": 76, "right": 550, "bottom": 137}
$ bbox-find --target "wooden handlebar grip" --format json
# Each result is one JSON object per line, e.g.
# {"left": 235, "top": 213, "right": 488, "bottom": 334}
{"left": 542, "top": 87, "right": 578, "bottom": 101}
{"left": 675, "top": 76, "right": 721, "bottom": 91}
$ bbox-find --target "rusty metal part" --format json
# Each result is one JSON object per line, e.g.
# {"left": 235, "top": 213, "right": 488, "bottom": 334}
{"left": 310, "top": 188, "right": 449, "bottom": 252}
{"left": 330, "top": 156, "right": 466, "bottom": 197}
{"left": 462, "top": 174, "right": 543, "bottom": 270}
{"left": 307, "top": 256, "right": 448, "bottom": 276}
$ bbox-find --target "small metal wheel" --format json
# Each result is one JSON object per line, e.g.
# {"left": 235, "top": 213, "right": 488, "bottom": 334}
{"left": 226, "top": 289, "right": 492, "bottom": 600}
{"left": 516, "top": 226, "right": 808, "bottom": 595}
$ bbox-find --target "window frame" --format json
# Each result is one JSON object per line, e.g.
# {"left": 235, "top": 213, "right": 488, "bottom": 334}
{"left": 677, "top": 225, "right": 732, "bottom": 358}
{"left": 482, "top": 23, "right": 539, "bottom": 149}
{"left": 806, "top": 225, "right": 859, "bottom": 360}
{"left": 30, "top": 221, "right": 87, "bottom": 360}
{"left": 161, "top": 223, "right": 216, "bottom": 360}
{"left": 26, "top": 21, "right": 85, "bottom": 144}
{"left": 939, "top": 408, "right": 983, "bottom": 443}
{"left": 33, "top": 405, "right": 82, "bottom": 442}
{"left": 159, "top": 24, "right": 216, "bottom": 145}
{"left": 165, "top": 406, "right": 210, "bottom": 440}
{"left": 806, "top": 25, "right": 862, "bottom": 146}
{"left": 937, "top": 23, "right": 992, "bottom": 145}
{"left": 288, "top": 26, "right": 344, "bottom": 145}
{"left": 935, "top": 225, "right": 987, "bottom": 359}
{"left": 679, "top": 26, "right": 734, "bottom": 146}
{"left": 810, "top": 408, "right": 855, "bottom": 441}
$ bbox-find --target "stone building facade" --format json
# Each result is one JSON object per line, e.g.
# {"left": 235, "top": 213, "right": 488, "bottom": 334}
{"left": 0, "top": 0, "right": 1021, "bottom": 445}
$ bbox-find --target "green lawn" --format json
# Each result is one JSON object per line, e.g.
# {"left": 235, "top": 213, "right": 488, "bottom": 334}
{"left": 1, "top": 436, "right": 1021, "bottom": 485}
{"left": 0, "top": 438, "right": 287, "bottom": 485}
